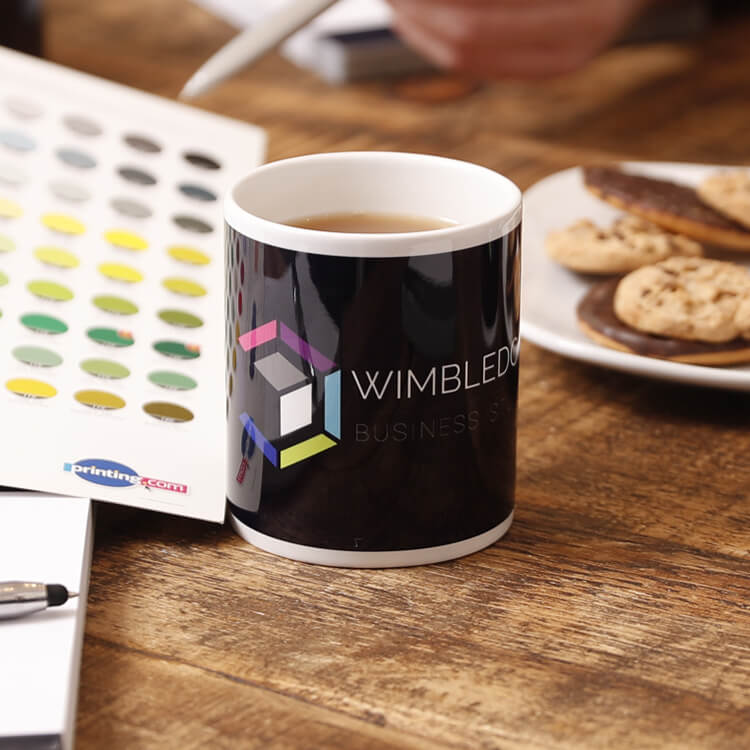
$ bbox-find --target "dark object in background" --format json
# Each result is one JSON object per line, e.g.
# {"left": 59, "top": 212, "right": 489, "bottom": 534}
{"left": 710, "top": 0, "right": 748, "bottom": 18}
{"left": 625, "top": 0, "right": 710, "bottom": 43}
{"left": 618, "top": 0, "right": 747, "bottom": 46}
{"left": 1, "top": 0, "right": 43, "bottom": 56}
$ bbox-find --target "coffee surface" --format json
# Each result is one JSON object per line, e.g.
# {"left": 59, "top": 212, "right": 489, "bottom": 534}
{"left": 285, "top": 212, "right": 455, "bottom": 233}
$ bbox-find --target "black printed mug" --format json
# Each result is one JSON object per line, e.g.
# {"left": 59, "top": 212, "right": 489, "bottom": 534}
{"left": 225, "top": 152, "right": 521, "bottom": 567}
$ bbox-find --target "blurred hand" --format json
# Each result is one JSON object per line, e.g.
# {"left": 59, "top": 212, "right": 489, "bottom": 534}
{"left": 386, "top": 0, "right": 654, "bottom": 78}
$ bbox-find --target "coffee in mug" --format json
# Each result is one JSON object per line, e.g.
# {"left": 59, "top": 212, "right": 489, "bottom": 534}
{"left": 285, "top": 212, "right": 455, "bottom": 233}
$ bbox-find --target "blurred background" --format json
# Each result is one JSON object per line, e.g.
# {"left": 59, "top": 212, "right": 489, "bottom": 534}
{"left": 3, "top": 0, "right": 744, "bottom": 172}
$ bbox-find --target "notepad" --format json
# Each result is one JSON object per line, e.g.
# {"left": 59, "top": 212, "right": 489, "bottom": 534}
{"left": 0, "top": 48, "right": 266, "bottom": 520}
{"left": 0, "top": 493, "right": 93, "bottom": 750}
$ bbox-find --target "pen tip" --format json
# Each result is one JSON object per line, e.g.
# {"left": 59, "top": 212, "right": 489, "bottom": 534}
{"left": 178, "top": 75, "right": 204, "bottom": 101}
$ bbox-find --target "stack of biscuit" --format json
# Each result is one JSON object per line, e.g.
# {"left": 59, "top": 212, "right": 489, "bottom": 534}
{"left": 545, "top": 165, "right": 750, "bottom": 365}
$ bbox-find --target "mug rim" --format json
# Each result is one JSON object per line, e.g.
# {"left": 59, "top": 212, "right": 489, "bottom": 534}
{"left": 224, "top": 151, "right": 522, "bottom": 258}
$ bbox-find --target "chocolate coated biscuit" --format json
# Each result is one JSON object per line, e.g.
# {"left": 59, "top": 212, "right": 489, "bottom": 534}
{"left": 583, "top": 166, "right": 750, "bottom": 251}
{"left": 577, "top": 277, "right": 750, "bottom": 365}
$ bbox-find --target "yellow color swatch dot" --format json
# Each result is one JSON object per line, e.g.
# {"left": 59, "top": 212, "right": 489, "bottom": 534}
{"left": 105, "top": 229, "right": 149, "bottom": 251}
{"left": 0, "top": 198, "right": 23, "bottom": 219}
{"left": 163, "top": 277, "right": 207, "bottom": 297}
{"left": 34, "top": 246, "right": 80, "bottom": 269}
{"left": 99, "top": 262, "right": 143, "bottom": 283}
{"left": 74, "top": 389, "right": 126, "bottom": 410}
{"left": 168, "top": 245, "right": 210, "bottom": 265}
{"left": 41, "top": 213, "right": 86, "bottom": 235}
{"left": 6, "top": 377, "right": 57, "bottom": 399}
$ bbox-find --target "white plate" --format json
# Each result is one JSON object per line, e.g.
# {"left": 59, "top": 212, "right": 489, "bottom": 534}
{"left": 521, "top": 161, "right": 750, "bottom": 392}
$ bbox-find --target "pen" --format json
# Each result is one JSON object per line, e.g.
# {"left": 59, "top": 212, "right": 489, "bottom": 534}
{"left": 179, "top": 0, "right": 339, "bottom": 100}
{"left": 0, "top": 581, "right": 79, "bottom": 621}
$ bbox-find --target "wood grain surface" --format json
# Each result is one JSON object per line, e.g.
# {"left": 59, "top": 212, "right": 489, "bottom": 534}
{"left": 39, "top": 1, "right": 750, "bottom": 747}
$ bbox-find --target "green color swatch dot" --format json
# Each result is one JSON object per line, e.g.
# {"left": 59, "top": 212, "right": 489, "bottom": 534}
{"left": 158, "top": 309, "right": 203, "bottom": 328}
{"left": 0, "top": 234, "right": 14, "bottom": 253}
{"left": 87, "top": 328, "right": 134, "bottom": 347}
{"left": 81, "top": 359, "right": 130, "bottom": 379}
{"left": 93, "top": 295, "right": 139, "bottom": 315}
{"left": 20, "top": 313, "right": 68, "bottom": 334}
{"left": 12, "top": 346, "right": 63, "bottom": 367}
{"left": 153, "top": 340, "right": 200, "bottom": 359}
{"left": 0, "top": 271, "right": 7, "bottom": 287}
{"left": 34, "top": 246, "right": 79, "bottom": 269}
{"left": 27, "top": 280, "right": 74, "bottom": 302}
{"left": 148, "top": 371, "right": 198, "bottom": 391}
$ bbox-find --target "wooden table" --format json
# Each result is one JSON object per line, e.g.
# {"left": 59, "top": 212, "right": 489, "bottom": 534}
{"left": 41, "top": 1, "right": 750, "bottom": 747}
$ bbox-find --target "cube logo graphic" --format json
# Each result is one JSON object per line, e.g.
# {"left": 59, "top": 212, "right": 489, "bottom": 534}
{"left": 238, "top": 321, "right": 341, "bottom": 469}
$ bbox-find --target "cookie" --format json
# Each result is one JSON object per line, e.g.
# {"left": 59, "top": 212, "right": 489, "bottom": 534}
{"left": 583, "top": 165, "right": 750, "bottom": 251}
{"left": 546, "top": 215, "right": 702, "bottom": 274}
{"left": 697, "top": 171, "right": 750, "bottom": 230}
{"left": 577, "top": 276, "right": 750, "bottom": 365}
{"left": 614, "top": 256, "right": 750, "bottom": 344}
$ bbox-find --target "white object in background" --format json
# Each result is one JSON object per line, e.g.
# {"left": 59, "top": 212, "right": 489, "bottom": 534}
{"left": 190, "top": 0, "right": 430, "bottom": 84}
{"left": 191, "top": 0, "right": 390, "bottom": 35}
{"left": 0, "top": 493, "right": 94, "bottom": 750}
{"left": 521, "top": 161, "right": 750, "bottom": 392}
{"left": 181, "top": 0, "right": 339, "bottom": 99}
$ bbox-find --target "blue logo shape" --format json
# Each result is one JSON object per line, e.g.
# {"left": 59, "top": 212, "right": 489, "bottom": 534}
{"left": 64, "top": 458, "right": 139, "bottom": 488}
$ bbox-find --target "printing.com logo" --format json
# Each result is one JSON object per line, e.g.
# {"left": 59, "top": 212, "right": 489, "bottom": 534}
{"left": 238, "top": 320, "right": 340, "bottom": 469}
{"left": 64, "top": 458, "right": 189, "bottom": 494}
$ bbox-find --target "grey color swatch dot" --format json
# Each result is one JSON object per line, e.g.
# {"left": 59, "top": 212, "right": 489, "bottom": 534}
{"left": 0, "top": 162, "right": 28, "bottom": 186}
{"left": 123, "top": 134, "right": 161, "bottom": 153}
{"left": 0, "top": 130, "right": 36, "bottom": 152}
{"left": 118, "top": 166, "right": 157, "bottom": 186}
{"left": 63, "top": 115, "right": 103, "bottom": 136}
{"left": 183, "top": 152, "right": 221, "bottom": 170}
{"left": 56, "top": 147, "right": 97, "bottom": 169}
{"left": 111, "top": 197, "right": 152, "bottom": 219}
{"left": 178, "top": 183, "right": 217, "bottom": 202}
{"left": 50, "top": 180, "right": 91, "bottom": 203}
{"left": 5, "top": 97, "right": 43, "bottom": 119}
{"left": 173, "top": 215, "right": 213, "bottom": 234}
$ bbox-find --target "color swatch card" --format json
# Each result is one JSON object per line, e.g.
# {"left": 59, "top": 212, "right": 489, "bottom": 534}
{"left": 0, "top": 48, "right": 266, "bottom": 521}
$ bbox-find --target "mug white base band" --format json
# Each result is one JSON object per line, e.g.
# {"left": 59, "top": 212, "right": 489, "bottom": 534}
{"left": 229, "top": 511, "right": 514, "bottom": 568}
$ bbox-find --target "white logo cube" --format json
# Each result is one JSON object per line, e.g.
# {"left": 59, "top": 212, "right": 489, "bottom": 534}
{"left": 279, "top": 383, "right": 313, "bottom": 436}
